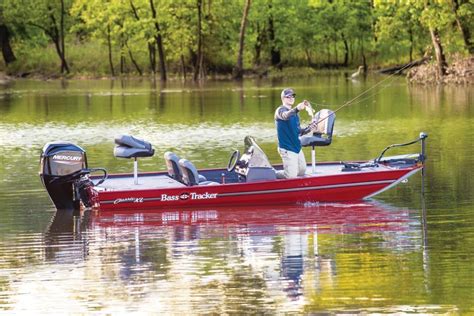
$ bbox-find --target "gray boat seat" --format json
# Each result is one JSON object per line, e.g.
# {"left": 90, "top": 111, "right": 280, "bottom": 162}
{"left": 164, "top": 151, "right": 183, "bottom": 182}
{"left": 114, "top": 135, "right": 155, "bottom": 158}
{"left": 178, "top": 158, "right": 219, "bottom": 186}
{"left": 299, "top": 109, "right": 335, "bottom": 147}
{"left": 300, "top": 134, "right": 332, "bottom": 147}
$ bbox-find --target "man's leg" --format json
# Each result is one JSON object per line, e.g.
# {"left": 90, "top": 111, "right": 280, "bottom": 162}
{"left": 276, "top": 148, "right": 299, "bottom": 179}
{"left": 297, "top": 150, "right": 307, "bottom": 176}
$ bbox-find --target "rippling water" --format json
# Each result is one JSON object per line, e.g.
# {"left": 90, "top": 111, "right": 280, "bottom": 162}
{"left": 0, "top": 77, "right": 473, "bottom": 313}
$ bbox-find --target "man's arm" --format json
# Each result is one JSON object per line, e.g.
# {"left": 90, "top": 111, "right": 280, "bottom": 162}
{"left": 275, "top": 107, "right": 299, "bottom": 120}
{"left": 299, "top": 125, "right": 312, "bottom": 136}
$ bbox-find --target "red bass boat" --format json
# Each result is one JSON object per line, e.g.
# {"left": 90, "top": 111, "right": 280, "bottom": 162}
{"left": 39, "top": 133, "right": 427, "bottom": 212}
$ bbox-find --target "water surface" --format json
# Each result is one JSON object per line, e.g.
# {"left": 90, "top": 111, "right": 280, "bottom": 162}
{"left": 0, "top": 76, "right": 472, "bottom": 313}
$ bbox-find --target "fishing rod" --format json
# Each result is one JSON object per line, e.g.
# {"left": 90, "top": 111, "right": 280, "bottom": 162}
{"left": 304, "top": 60, "right": 420, "bottom": 129}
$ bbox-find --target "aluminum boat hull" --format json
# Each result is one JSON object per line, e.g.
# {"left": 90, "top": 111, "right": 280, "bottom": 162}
{"left": 91, "top": 162, "right": 422, "bottom": 211}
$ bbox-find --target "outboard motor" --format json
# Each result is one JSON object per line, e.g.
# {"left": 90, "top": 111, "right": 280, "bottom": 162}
{"left": 40, "top": 141, "right": 102, "bottom": 211}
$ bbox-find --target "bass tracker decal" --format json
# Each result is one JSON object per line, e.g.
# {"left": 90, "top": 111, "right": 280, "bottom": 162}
{"left": 161, "top": 192, "right": 218, "bottom": 201}
{"left": 109, "top": 192, "right": 218, "bottom": 204}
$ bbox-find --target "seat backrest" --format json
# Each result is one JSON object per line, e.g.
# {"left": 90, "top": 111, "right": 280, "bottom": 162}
{"left": 178, "top": 159, "right": 200, "bottom": 186}
{"left": 164, "top": 152, "right": 183, "bottom": 182}
{"left": 311, "top": 109, "right": 336, "bottom": 139}
{"left": 115, "top": 135, "right": 152, "bottom": 150}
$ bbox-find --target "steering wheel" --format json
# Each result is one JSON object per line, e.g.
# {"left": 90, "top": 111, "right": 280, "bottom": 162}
{"left": 227, "top": 150, "right": 240, "bottom": 172}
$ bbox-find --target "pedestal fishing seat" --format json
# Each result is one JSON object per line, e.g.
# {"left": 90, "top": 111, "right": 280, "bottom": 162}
{"left": 299, "top": 109, "right": 335, "bottom": 173}
{"left": 114, "top": 135, "right": 155, "bottom": 184}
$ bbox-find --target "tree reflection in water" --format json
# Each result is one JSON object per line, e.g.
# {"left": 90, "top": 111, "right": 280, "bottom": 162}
{"left": 37, "top": 201, "right": 429, "bottom": 313}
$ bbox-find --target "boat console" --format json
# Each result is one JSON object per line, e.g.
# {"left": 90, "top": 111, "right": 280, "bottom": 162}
{"left": 230, "top": 136, "right": 276, "bottom": 182}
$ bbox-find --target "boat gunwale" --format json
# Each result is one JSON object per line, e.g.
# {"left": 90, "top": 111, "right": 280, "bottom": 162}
{"left": 92, "top": 162, "right": 422, "bottom": 195}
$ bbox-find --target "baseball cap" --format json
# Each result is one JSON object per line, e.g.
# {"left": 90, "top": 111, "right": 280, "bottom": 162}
{"left": 281, "top": 88, "right": 296, "bottom": 98}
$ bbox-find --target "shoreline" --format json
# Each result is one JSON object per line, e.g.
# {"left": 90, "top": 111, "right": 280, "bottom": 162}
{"left": 1, "top": 57, "right": 472, "bottom": 85}
{"left": 408, "top": 56, "right": 473, "bottom": 85}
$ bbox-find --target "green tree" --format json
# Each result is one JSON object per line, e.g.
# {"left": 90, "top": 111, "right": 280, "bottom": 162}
{"left": 71, "top": 0, "right": 118, "bottom": 75}
{"left": 375, "top": 1, "right": 427, "bottom": 63}
{"left": 421, "top": 0, "right": 451, "bottom": 77}
{"left": 0, "top": 6, "right": 16, "bottom": 65}
{"left": 233, "top": 0, "right": 252, "bottom": 80}
{"left": 3, "top": 0, "right": 71, "bottom": 73}
{"left": 450, "top": 0, "right": 473, "bottom": 54}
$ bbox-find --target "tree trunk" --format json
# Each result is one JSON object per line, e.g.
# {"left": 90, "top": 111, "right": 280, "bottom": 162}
{"left": 48, "top": 5, "right": 69, "bottom": 74}
{"left": 60, "top": 0, "right": 68, "bottom": 73}
{"left": 360, "top": 38, "right": 367, "bottom": 72}
{"left": 268, "top": 3, "right": 280, "bottom": 68}
{"left": 429, "top": 27, "right": 447, "bottom": 77}
{"left": 180, "top": 53, "right": 187, "bottom": 80}
{"left": 233, "top": 0, "right": 251, "bottom": 80}
{"left": 107, "top": 26, "right": 115, "bottom": 76}
{"left": 149, "top": 0, "right": 167, "bottom": 81}
{"left": 379, "top": 56, "right": 430, "bottom": 74}
{"left": 305, "top": 49, "right": 312, "bottom": 67}
{"left": 326, "top": 37, "right": 330, "bottom": 65}
{"left": 52, "top": 37, "right": 69, "bottom": 74}
{"left": 408, "top": 27, "right": 414, "bottom": 62}
{"left": 451, "top": 0, "right": 474, "bottom": 54}
{"left": 120, "top": 40, "right": 126, "bottom": 74}
{"left": 350, "top": 40, "right": 354, "bottom": 64}
{"left": 126, "top": 42, "right": 142, "bottom": 76}
{"left": 0, "top": 24, "right": 16, "bottom": 64}
{"left": 46, "top": 7, "right": 69, "bottom": 73}
{"left": 148, "top": 43, "right": 156, "bottom": 74}
{"left": 194, "top": 0, "right": 204, "bottom": 81}
{"left": 130, "top": 0, "right": 156, "bottom": 74}
{"left": 341, "top": 33, "right": 349, "bottom": 67}
{"left": 254, "top": 23, "right": 263, "bottom": 66}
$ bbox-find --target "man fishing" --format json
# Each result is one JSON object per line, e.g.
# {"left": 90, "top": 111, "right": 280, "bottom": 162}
{"left": 274, "top": 88, "right": 315, "bottom": 179}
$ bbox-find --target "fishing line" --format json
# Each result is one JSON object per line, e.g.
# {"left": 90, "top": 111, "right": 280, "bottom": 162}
{"left": 305, "top": 61, "right": 418, "bottom": 127}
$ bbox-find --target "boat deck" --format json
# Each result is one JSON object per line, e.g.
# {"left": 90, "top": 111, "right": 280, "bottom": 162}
{"left": 96, "top": 174, "right": 186, "bottom": 191}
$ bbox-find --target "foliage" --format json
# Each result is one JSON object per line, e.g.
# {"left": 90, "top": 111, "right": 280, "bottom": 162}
{"left": 0, "top": 0, "right": 472, "bottom": 78}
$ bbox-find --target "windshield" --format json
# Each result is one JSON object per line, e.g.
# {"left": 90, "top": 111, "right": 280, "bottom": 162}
{"left": 243, "top": 136, "right": 273, "bottom": 168}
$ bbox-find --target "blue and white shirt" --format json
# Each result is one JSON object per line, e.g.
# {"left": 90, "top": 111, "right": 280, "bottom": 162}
{"left": 274, "top": 105, "right": 303, "bottom": 153}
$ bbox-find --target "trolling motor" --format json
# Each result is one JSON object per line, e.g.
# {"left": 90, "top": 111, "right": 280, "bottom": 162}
{"left": 374, "top": 132, "right": 428, "bottom": 164}
{"left": 39, "top": 141, "right": 107, "bottom": 211}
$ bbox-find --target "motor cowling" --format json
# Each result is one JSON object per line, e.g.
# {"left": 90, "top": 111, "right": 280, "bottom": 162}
{"left": 40, "top": 141, "right": 91, "bottom": 211}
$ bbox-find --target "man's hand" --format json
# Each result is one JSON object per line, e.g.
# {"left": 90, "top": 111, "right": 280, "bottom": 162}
{"left": 296, "top": 102, "right": 306, "bottom": 111}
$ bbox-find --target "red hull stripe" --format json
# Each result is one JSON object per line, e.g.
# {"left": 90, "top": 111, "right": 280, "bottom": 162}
{"left": 100, "top": 179, "right": 394, "bottom": 205}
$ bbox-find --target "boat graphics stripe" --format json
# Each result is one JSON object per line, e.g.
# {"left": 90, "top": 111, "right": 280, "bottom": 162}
{"left": 100, "top": 179, "right": 394, "bottom": 205}
{"left": 217, "top": 179, "right": 394, "bottom": 197}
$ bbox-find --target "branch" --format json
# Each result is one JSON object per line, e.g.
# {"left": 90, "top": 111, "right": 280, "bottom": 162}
{"left": 27, "top": 22, "right": 53, "bottom": 39}
{"left": 130, "top": 0, "right": 140, "bottom": 21}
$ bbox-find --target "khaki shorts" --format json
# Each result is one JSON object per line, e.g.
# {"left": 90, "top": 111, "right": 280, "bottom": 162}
{"left": 276, "top": 148, "right": 307, "bottom": 179}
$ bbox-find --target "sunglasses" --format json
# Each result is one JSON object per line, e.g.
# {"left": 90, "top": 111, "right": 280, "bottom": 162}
{"left": 285, "top": 94, "right": 296, "bottom": 98}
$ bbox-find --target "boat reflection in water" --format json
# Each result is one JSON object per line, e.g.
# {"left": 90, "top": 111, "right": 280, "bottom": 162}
{"left": 45, "top": 201, "right": 423, "bottom": 312}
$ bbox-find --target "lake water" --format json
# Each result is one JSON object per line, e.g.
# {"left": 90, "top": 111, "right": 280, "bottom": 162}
{"left": 0, "top": 76, "right": 472, "bottom": 314}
